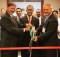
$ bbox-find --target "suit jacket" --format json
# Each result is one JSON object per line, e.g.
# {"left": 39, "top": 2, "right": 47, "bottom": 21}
{"left": 37, "top": 13, "right": 58, "bottom": 46}
{"left": 20, "top": 15, "right": 39, "bottom": 46}
{"left": 1, "top": 11, "right": 24, "bottom": 47}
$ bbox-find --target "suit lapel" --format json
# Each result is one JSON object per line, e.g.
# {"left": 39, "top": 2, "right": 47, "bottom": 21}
{"left": 31, "top": 16, "right": 35, "bottom": 25}
{"left": 6, "top": 12, "right": 18, "bottom": 28}
{"left": 42, "top": 15, "right": 51, "bottom": 26}
{"left": 44, "top": 14, "right": 53, "bottom": 25}
{"left": 11, "top": 16, "right": 18, "bottom": 28}
{"left": 26, "top": 16, "right": 34, "bottom": 24}
{"left": 26, "top": 16, "right": 28, "bottom": 23}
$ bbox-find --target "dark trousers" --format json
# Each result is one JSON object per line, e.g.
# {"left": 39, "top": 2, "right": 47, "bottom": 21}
{"left": 1, "top": 50, "right": 18, "bottom": 57}
{"left": 58, "top": 50, "right": 60, "bottom": 57}
{"left": 31, "top": 49, "right": 41, "bottom": 57}
{"left": 57, "top": 39, "right": 60, "bottom": 57}
{"left": 38, "top": 49, "right": 57, "bottom": 57}
{"left": 21, "top": 50, "right": 29, "bottom": 57}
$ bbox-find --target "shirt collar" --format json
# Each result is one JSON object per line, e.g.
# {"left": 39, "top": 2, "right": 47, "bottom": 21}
{"left": 27, "top": 15, "right": 32, "bottom": 20}
{"left": 46, "top": 12, "right": 52, "bottom": 19}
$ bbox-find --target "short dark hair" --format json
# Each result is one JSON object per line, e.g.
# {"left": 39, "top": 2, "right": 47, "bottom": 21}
{"left": 59, "top": 8, "right": 60, "bottom": 12}
{"left": 7, "top": 2, "right": 16, "bottom": 7}
{"left": 53, "top": 10, "right": 58, "bottom": 14}
{"left": 26, "top": 5, "right": 34, "bottom": 10}
{"left": 16, "top": 8, "right": 22, "bottom": 12}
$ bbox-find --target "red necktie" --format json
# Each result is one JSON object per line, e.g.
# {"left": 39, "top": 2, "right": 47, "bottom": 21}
{"left": 28, "top": 17, "right": 31, "bottom": 23}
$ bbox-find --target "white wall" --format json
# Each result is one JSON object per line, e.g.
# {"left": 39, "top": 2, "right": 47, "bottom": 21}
{"left": 44, "top": 0, "right": 60, "bottom": 11}
{"left": 0, "top": 0, "right": 7, "bottom": 14}
{"left": 14, "top": 2, "right": 41, "bottom": 11}
{"left": 0, "top": 0, "right": 60, "bottom": 13}
{"left": 13, "top": 2, "right": 41, "bottom": 16}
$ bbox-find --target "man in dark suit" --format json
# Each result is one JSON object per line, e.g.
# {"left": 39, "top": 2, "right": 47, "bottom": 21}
{"left": 34, "top": 3, "right": 58, "bottom": 57}
{"left": 20, "top": 5, "right": 39, "bottom": 57}
{"left": 0, "top": 2, "right": 29, "bottom": 57}
{"left": 15, "top": 8, "right": 23, "bottom": 47}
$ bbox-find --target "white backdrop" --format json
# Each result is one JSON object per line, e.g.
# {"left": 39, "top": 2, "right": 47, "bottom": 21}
{"left": 13, "top": 2, "right": 41, "bottom": 16}
{"left": 14, "top": 2, "right": 41, "bottom": 11}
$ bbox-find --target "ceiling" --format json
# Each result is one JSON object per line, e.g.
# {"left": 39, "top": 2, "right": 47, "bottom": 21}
{"left": 11, "top": 0, "right": 41, "bottom": 2}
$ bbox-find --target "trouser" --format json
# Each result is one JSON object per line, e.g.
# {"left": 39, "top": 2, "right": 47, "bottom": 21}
{"left": 21, "top": 50, "right": 29, "bottom": 57}
{"left": 1, "top": 50, "right": 18, "bottom": 57}
{"left": 57, "top": 39, "right": 60, "bottom": 57}
{"left": 40, "top": 49, "right": 57, "bottom": 57}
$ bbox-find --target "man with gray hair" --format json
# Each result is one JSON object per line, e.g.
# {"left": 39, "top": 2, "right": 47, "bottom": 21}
{"left": 34, "top": 3, "right": 58, "bottom": 57}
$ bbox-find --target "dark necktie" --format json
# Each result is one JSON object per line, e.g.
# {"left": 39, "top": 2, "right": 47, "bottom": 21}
{"left": 17, "top": 17, "right": 20, "bottom": 23}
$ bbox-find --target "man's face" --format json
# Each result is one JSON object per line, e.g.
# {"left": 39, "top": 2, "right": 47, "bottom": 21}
{"left": 7, "top": 6, "right": 16, "bottom": 15}
{"left": 58, "top": 12, "right": 60, "bottom": 17}
{"left": 1, "top": 9, "right": 5, "bottom": 14}
{"left": 36, "top": 10, "right": 41, "bottom": 18}
{"left": 1, "top": 9, "right": 5, "bottom": 16}
{"left": 16, "top": 9, "right": 22, "bottom": 17}
{"left": 53, "top": 12, "right": 58, "bottom": 18}
{"left": 43, "top": 5, "right": 52, "bottom": 16}
{"left": 26, "top": 6, "right": 33, "bottom": 16}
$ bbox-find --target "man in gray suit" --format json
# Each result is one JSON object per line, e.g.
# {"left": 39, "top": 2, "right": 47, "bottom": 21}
{"left": 34, "top": 3, "right": 58, "bottom": 57}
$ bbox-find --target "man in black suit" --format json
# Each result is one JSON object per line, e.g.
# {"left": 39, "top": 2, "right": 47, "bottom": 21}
{"left": 34, "top": 3, "right": 58, "bottom": 57}
{"left": 16, "top": 8, "right": 23, "bottom": 47}
{"left": 20, "top": 5, "right": 39, "bottom": 57}
{"left": 1, "top": 2, "right": 29, "bottom": 57}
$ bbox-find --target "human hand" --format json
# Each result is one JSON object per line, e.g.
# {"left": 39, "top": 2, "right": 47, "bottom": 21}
{"left": 25, "top": 23, "right": 32, "bottom": 29}
{"left": 33, "top": 36, "right": 38, "bottom": 42}
{"left": 32, "top": 26, "right": 36, "bottom": 34}
{"left": 28, "top": 23, "right": 32, "bottom": 28}
{"left": 24, "top": 27, "right": 29, "bottom": 32}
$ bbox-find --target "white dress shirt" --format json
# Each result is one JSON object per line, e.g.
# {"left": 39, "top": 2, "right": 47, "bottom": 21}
{"left": 39, "top": 16, "right": 41, "bottom": 26}
{"left": 58, "top": 17, "right": 60, "bottom": 39}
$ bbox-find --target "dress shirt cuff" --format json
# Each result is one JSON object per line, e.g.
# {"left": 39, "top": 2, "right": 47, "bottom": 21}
{"left": 23, "top": 28, "right": 25, "bottom": 32}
